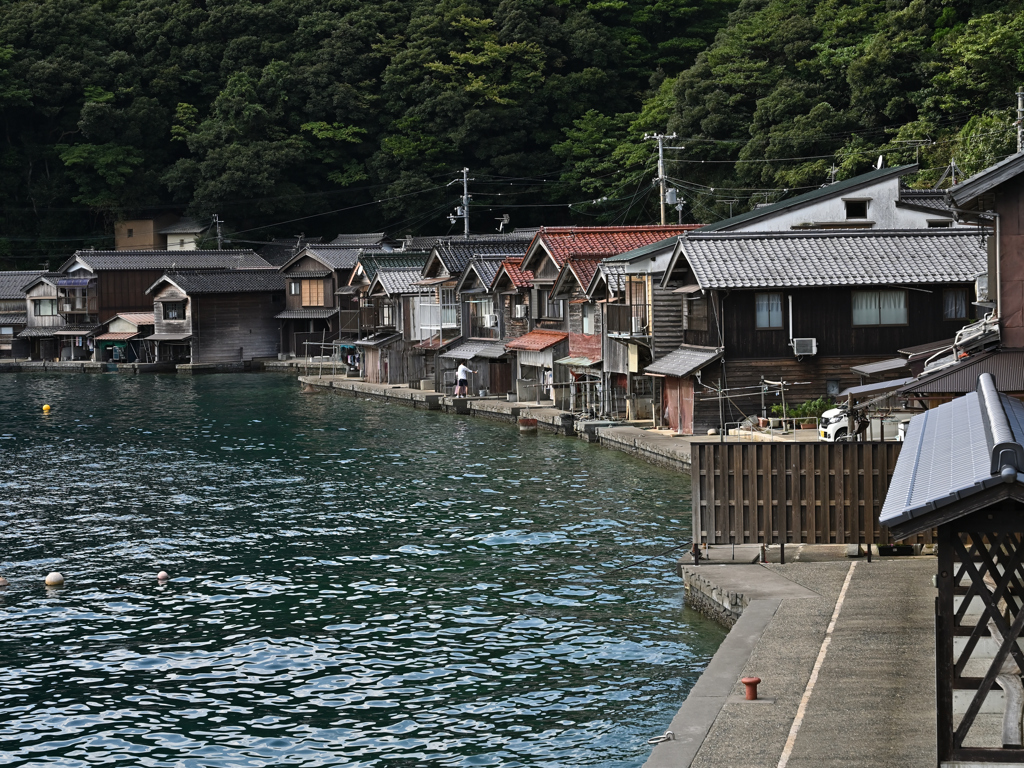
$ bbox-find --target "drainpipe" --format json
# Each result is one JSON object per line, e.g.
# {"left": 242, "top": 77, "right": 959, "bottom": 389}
{"left": 949, "top": 205, "right": 1000, "bottom": 320}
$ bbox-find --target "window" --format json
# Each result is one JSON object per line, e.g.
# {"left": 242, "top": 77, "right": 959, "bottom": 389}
{"left": 289, "top": 281, "right": 301, "bottom": 296}
{"left": 301, "top": 279, "right": 324, "bottom": 307}
{"left": 845, "top": 200, "right": 868, "bottom": 219}
{"left": 34, "top": 299, "right": 57, "bottom": 316}
{"left": 943, "top": 288, "right": 968, "bottom": 320}
{"left": 582, "top": 303, "right": 596, "bottom": 335}
{"left": 683, "top": 296, "right": 708, "bottom": 332}
{"left": 179, "top": 238, "right": 185, "bottom": 248}
{"left": 469, "top": 296, "right": 498, "bottom": 339}
{"left": 928, "top": 220, "right": 953, "bottom": 228}
{"left": 1, "top": 326, "right": 11, "bottom": 336}
{"left": 755, "top": 292, "right": 783, "bottom": 329}
{"left": 163, "top": 301, "right": 185, "bottom": 320}
{"left": 852, "top": 289, "right": 907, "bottom": 326}
{"left": 127, "top": 228, "right": 134, "bottom": 238}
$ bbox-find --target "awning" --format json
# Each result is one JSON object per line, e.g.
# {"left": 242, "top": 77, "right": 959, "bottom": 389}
{"left": 94, "top": 332, "right": 139, "bottom": 341}
{"left": 335, "top": 285, "right": 362, "bottom": 295}
{"left": 838, "top": 377, "right": 914, "bottom": 397}
{"left": 354, "top": 332, "right": 401, "bottom": 348}
{"left": 441, "top": 341, "right": 508, "bottom": 360}
{"left": 274, "top": 308, "right": 339, "bottom": 320}
{"left": 555, "top": 355, "right": 600, "bottom": 367}
{"left": 505, "top": 329, "right": 568, "bottom": 352}
{"left": 850, "top": 357, "right": 908, "bottom": 377}
{"left": 54, "top": 327, "right": 100, "bottom": 336}
{"left": 645, "top": 345, "right": 723, "bottom": 378}
{"left": 55, "top": 277, "right": 93, "bottom": 287}
{"left": 672, "top": 284, "right": 703, "bottom": 294}
{"left": 17, "top": 327, "right": 56, "bottom": 338}
{"left": 146, "top": 332, "right": 192, "bottom": 341}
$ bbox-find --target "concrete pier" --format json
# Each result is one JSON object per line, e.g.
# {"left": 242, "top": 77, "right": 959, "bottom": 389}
{"left": 648, "top": 553, "right": 937, "bottom": 768}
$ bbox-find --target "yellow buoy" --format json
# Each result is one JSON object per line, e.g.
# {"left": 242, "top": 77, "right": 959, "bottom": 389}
{"left": 42, "top": 404, "right": 50, "bottom": 412}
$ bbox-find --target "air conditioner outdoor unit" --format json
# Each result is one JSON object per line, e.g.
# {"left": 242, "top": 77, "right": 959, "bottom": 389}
{"left": 631, "top": 316, "right": 645, "bottom": 334}
{"left": 792, "top": 337, "right": 817, "bottom": 357}
{"left": 483, "top": 314, "right": 498, "bottom": 328}
{"left": 513, "top": 304, "right": 527, "bottom": 318}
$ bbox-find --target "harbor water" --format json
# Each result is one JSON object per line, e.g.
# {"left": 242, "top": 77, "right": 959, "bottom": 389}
{"left": 0, "top": 373, "right": 725, "bottom": 767}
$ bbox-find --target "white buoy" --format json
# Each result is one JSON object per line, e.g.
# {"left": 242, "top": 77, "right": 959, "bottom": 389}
{"left": 0, "top": 576, "right": 8, "bottom": 587}
{"left": 44, "top": 571, "right": 64, "bottom": 587}
{"left": 157, "top": 571, "right": 169, "bottom": 581}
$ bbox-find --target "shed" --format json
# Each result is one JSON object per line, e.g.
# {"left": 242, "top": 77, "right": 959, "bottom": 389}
{"left": 644, "top": 345, "right": 723, "bottom": 434}
{"left": 881, "top": 373, "right": 1024, "bottom": 762}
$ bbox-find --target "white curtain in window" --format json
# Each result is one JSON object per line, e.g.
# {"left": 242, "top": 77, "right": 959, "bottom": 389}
{"left": 879, "top": 290, "right": 906, "bottom": 325}
{"left": 852, "top": 291, "right": 878, "bottom": 325}
{"left": 756, "top": 293, "right": 782, "bottom": 328}
{"left": 944, "top": 290, "right": 966, "bottom": 320}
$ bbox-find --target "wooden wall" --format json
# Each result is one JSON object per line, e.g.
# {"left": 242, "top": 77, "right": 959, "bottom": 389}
{"left": 192, "top": 293, "right": 282, "bottom": 363}
{"left": 691, "top": 440, "right": 929, "bottom": 546}
{"left": 98, "top": 269, "right": 164, "bottom": 322}
{"left": 651, "top": 284, "right": 683, "bottom": 360}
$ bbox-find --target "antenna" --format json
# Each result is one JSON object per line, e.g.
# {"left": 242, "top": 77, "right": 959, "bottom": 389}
{"left": 496, "top": 213, "right": 510, "bottom": 233}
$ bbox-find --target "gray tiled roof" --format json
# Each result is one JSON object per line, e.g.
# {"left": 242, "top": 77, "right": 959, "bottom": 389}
{"left": 359, "top": 253, "right": 429, "bottom": 283}
{"left": 900, "top": 349, "right": 1024, "bottom": 395}
{"left": 898, "top": 189, "right": 953, "bottom": 213}
{"left": 274, "top": 308, "right": 339, "bottom": 320}
{"left": 645, "top": 345, "right": 723, "bottom": 377}
{"left": 441, "top": 341, "right": 508, "bottom": 360}
{"left": 604, "top": 236, "right": 680, "bottom": 263}
{"left": 0, "top": 270, "right": 44, "bottom": 299}
{"left": 460, "top": 258, "right": 505, "bottom": 290}
{"left": 372, "top": 267, "right": 422, "bottom": 296}
{"left": 257, "top": 237, "right": 323, "bottom": 267}
{"left": 63, "top": 250, "right": 271, "bottom": 272}
{"left": 0, "top": 312, "right": 27, "bottom": 325}
{"left": 880, "top": 373, "right": 1024, "bottom": 537}
{"left": 329, "top": 233, "right": 387, "bottom": 246}
{"left": 433, "top": 235, "right": 533, "bottom": 275}
{"left": 698, "top": 165, "right": 917, "bottom": 232}
{"left": 588, "top": 263, "right": 625, "bottom": 297}
{"left": 304, "top": 247, "right": 363, "bottom": 270}
{"left": 149, "top": 270, "right": 282, "bottom": 295}
{"left": 680, "top": 229, "right": 986, "bottom": 289}
{"left": 17, "top": 327, "right": 57, "bottom": 338}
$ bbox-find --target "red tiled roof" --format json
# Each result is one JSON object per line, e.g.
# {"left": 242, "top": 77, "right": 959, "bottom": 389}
{"left": 534, "top": 226, "right": 700, "bottom": 268}
{"left": 492, "top": 258, "right": 534, "bottom": 290}
{"left": 505, "top": 329, "right": 568, "bottom": 351}
{"left": 568, "top": 332, "right": 602, "bottom": 363}
{"left": 567, "top": 258, "right": 602, "bottom": 291}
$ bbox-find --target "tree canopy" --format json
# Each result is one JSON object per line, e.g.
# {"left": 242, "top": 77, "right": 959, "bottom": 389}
{"left": 0, "top": 0, "right": 1022, "bottom": 265}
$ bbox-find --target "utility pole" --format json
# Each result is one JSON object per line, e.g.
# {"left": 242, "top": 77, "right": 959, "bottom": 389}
{"left": 1017, "top": 89, "right": 1023, "bottom": 154}
{"left": 644, "top": 133, "right": 677, "bottom": 225}
{"left": 447, "top": 168, "right": 473, "bottom": 237}
{"left": 212, "top": 214, "right": 223, "bottom": 250}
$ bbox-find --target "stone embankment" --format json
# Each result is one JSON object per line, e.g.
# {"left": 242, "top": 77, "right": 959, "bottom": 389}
{"left": 680, "top": 566, "right": 751, "bottom": 627}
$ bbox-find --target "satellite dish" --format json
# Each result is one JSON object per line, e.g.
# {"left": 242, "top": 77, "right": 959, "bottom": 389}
{"left": 876, "top": 155, "right": 884, "bottom": 169}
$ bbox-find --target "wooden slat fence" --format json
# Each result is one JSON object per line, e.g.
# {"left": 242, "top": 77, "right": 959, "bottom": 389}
{"left": 691, "top": 441, "right": 932, "bottom": 546}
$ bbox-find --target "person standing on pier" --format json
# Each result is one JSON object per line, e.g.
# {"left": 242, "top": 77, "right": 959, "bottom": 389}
{"left": 456, "top": 362, "right": 476, "bottom": 397}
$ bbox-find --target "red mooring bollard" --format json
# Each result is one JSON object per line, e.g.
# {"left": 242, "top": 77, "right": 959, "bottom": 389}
{"left": 741, "top": 677, "right": 761, "bottom": 701}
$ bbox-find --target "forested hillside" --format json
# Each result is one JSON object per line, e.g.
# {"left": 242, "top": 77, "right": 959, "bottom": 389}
{"left": 0, "top": 0, "right": 1021, "bottom": 264}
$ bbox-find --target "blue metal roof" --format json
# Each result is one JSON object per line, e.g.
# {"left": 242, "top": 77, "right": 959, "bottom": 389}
{"left": 880, "top": 373, "right": 1024, "bottom": 536}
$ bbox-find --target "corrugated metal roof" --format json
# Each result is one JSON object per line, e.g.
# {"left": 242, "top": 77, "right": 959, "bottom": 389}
{"left": 838, "top": 377, "right": 914, "bottom": 397}
{"left": 0, "top": 270, "right": 44, "bottom": 299}
{"left": 850, "top": 357, "right": 908, "bottom": 376}
{"left": 554, "top": 355, "right": 600, "bottom": 367}
{"left": 880, "top": 373, "right": 1024, "bottom": 537}
{"left": 95, "top": 331, "right": 140, "bottom": 341}
{"left": 441, "top": 341, "right": 508, "bottom": 360}
{"left": 679, "top": 229, "right": 985, "bottom": 289}
{"left": 901, "top": 349, "right": 1024, "bottom": 394}
{"left": 146, "top": 332, "right": 192, "bottom": 341}
{"left": 644, "top": 345, "right": 722, "bottom": 378}
{"left": 113, "top": 312, "right": 155, "bottom": 326}
{"left": 698, "top": 165, "right": 917, "bottom": 232}
{"left": 354, "top": 332, "right": 401, "bottom": 348}
{"left": 505, "top": 329, "right": 568, "bottom": 351}
{"left": 274, "top": 308, "right": 339, "bottom": 320}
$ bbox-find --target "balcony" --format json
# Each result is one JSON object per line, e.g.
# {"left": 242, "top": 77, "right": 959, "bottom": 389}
{"left": 418, "top": 302, "right": 460, "bottom": 333}
{"left": 607, "top": 303, "right": 649, "bottom": 336}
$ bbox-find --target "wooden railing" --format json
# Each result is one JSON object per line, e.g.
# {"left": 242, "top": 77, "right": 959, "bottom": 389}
{"left": 691, "top": 441, "right": 932, "bottom": 546}
{"left": 338, "top": 309, "right": 360, "bottom": 334}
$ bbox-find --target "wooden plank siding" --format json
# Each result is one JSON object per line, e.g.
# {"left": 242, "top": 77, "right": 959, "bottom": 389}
{"left": 191, "top": 293, "right": 281, "bottom": 363}
{"left": 691, "top": 441, "right": 932, "bottom": 546}
{"left": 651, "top": 284, "right": 683, "bottom": 360}
{"left": 98, "top": 269, "right": 165, "bottom": 322}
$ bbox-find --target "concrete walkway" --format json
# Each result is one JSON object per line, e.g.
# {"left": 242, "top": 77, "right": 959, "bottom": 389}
{"left": 647, "top": 558, "right": 936, "bottom": 768}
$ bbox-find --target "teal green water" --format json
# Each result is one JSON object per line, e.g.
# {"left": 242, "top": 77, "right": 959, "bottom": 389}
{"left": 0, "top": 374, "right": 725, "bottom": 767}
